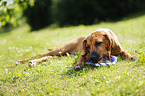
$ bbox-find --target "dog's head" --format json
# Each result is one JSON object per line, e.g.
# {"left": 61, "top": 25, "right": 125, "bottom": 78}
{"left": 82, "top": 31, "right": 112, "bottom": 63}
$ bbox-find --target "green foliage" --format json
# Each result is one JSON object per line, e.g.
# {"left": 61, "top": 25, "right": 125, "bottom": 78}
{"left": 53, "top": 0, "right": 145, "bottom": 26}
{"left": 23, "top": 0, "right": 52, "bottom": 31}
{"left": 22, "top": 0, "right": 145, "bottom": 30}
{"left": 137, "top": 53, "right": 145, "bottom": 63}
{"left": 1, "top": 0, "right": 145, "bottom": 30}
{"left": 0, "top": 12, "right": 145, "bottom": 95}
{"left": 0, "top": 0, "right": 35, "bottom": 28}
{"left": 135, "top": 51, "right": 145, "bottom": 63}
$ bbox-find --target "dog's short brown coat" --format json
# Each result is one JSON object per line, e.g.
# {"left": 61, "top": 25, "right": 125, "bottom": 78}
{"left": 17, "top": 28, "right": 134, "bottom": 69}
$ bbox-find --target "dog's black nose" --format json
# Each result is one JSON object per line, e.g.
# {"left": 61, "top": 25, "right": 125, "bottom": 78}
{"left": 89, "top": 51, "right": 101, "bottom": 63}
{"left": 89, "top": 55, "right": 96, "bottom": 62}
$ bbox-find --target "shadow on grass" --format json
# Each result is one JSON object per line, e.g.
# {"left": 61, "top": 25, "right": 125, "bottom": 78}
{"left": 63, "top": 56, "right": 111, "bottom": 78}
{"left": 65, "top": 66, "right": 97, "bottom": 76}
{"left": 0, "top": 26, "right": 15, "bottom": 33}
{"left": 59, "top": 51, "right": 112, "bottom": 78}
{"left": 63, "top": 64, "right": 112, "bottom": 80}
{"left": 0, "top": 26, "right": 16, "bottom": 37}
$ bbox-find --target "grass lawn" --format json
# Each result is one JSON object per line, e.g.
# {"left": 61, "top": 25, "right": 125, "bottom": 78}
{"left": 0, "top": 12, "right": 145, "bottom": 96}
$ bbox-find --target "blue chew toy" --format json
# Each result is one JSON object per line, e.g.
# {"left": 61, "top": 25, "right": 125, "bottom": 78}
{"left": 85, "top": 56, "right": 117, "bottom": 66}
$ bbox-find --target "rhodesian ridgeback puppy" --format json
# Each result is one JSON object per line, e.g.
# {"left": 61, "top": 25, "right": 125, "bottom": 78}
{"left": 16, "top": 28, "right": 135, "bottom": 70}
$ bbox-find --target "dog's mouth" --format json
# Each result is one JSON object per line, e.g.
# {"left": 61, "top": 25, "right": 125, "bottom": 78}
{"left": 90, "top": 55, "right": 109, "bottom": 63}
{"left": 97, "top": 57, "right": 108, "bottom": 63}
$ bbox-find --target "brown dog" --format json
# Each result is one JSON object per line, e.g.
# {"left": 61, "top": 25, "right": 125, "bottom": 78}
{"left": 16, "top": 28, "right": 134, "bottom": 70}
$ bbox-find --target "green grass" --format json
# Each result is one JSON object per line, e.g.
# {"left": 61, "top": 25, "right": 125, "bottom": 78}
{"left": 0, "top": 12, "right": 145, "bottom": 96}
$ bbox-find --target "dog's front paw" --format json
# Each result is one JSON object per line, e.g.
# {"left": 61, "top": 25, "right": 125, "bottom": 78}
{"left": 16, "top": 60, "right": 25, "bottom": 65}
{"left": 74, "top": 63, "right": 84, "bottom": 71}
{"left": 29, "top": 60, "right": 36, "bottom": 67}
{"left": 131, "top": 57, "right": 136, "bottom": 61}
{"left": 74, "top": 66, "right": 81, "bottom": 71}
{"left": 16, "top": 62, "right": 21, "bottom": 65}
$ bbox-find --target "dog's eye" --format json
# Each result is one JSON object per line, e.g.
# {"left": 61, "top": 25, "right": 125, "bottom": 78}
{"left": 95, "top": 42, "right": 103, "bottom": 46}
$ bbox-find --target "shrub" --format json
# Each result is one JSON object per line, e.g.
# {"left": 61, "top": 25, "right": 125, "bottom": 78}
{"left": 0, "top": 0, "right": 34, "bottom": 28}
{"left": 23, "top": 0, "right": 145, "bottom": 29}
{"left": 23, "top": 0, "right": 52, "bottom": 31}
{"left": 53, "top": 0, "right": 145, "bottom": 26}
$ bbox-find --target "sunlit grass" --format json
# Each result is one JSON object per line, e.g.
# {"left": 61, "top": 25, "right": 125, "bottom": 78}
{"left": 0, "top": 12, "right": 145, "bottom": 95}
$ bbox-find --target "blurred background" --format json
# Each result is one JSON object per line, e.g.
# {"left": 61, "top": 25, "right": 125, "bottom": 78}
{"left": 0, "top": 0, "right": 145, "bottom": 31}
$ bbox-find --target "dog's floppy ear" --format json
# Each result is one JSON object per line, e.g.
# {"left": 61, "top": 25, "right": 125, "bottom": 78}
{"left": 104, "top": 34, "right": 113, "bottom": 56}
{"left": 81, "top": 39, "right": 89, "bottom": 56}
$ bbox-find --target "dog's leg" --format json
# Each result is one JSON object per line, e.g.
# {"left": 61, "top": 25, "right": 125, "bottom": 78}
{"left": 29, "top": 56, "right": 52, "bottom": 66}
{"left": 16, "top": 47, "right": 73, "bottom": 64}
{"left": 118, "top": 51, "right": 135, "bottom": 60}
{"left": 16, "top": 58, "right": 34, "bottom": 64}
{"left": 74, "top": 52, "right": 89, "bottom": 71}
{"left": 16, "top": 35, "right": 87, "bottom": 64}
{"left": 39, "top": 36, "right": 87, "bottom": 57}
{"left": 16, "top": 47, "right": 68, "bottom": 64}
{"left": 16, "top": 47, "right": 69, "bottom": 64}
{"left": 38, "top": 47, "right": 69, "bottom": 57}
